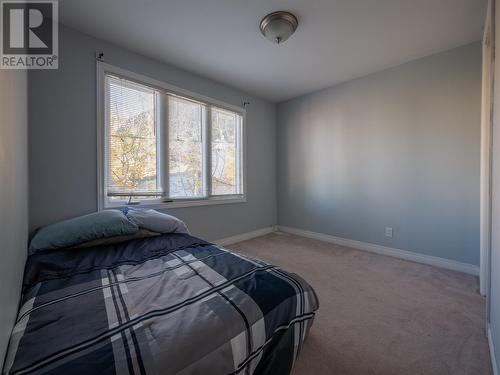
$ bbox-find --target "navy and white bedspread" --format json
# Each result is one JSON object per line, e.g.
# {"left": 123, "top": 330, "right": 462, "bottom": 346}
{"left": 4, "top": 233, "right": 319, "bottom": 375}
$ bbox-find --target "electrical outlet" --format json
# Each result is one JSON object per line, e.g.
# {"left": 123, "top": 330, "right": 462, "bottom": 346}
{"left": 385, "top": 227, "right": 393, "bottom": 238}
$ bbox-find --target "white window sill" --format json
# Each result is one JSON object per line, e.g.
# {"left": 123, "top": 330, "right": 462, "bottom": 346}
{"left": 103, "top": 196, "right": 247, "bottom": 210}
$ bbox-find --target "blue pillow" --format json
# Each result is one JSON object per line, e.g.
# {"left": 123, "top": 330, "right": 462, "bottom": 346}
{"left": 126, "top": 209, "right": 189, "bottom": 234}
{"left": 29, "top": 210, "right": 139, "bottom": 254}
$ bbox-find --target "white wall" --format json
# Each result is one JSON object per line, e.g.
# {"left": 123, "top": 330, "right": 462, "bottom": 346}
{"left": 0, "top": 70, "right": 28, "bottom": 364}
{"left": 277, "top": 43, "right": 482, "bottom": 266}
{"left": 488, "top": 3, "right": 500, "bottom": 372}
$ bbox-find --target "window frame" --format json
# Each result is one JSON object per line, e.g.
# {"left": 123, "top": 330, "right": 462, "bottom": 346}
{"left": 97, "top": 62, "right": 246, "bottom": 210}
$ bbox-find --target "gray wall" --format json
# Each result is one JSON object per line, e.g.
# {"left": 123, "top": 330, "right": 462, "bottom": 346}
{"left": 29, "top": 26, "right": 277, "bottom": 241}
{"left": 489, "top": 5, "right": 500, "bottom": 372}
{"left": 277, "top": 42, "right": 482, "bottom": 266}
{"left": 0, "top": 70, "right": 28, "bottom": 363}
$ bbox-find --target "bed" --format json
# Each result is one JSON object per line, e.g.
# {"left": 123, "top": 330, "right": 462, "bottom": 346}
{"left": 3, "top": 231, "right": 318, "bottom": 375}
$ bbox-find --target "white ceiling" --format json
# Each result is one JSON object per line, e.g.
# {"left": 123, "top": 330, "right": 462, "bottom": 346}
{"left": 59, "top": 0, "right": 487, "bottom": 102}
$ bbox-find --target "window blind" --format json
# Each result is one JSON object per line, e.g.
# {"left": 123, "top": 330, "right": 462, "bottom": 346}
{"left": 105, "top": 75, "right": 162, "bottom": 198}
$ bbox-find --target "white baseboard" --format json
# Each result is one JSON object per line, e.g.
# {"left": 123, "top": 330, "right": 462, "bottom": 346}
{"left": 215, "top": 226, "right": 276, "bottom": 246}
{"left": 278, "top": 226, "right": 479, "bottom": 276}
{"left": 214, "top": 225, "right": 479, "bottom": 276}
{"left": 489, "top": 325, "right": 499, "bottom": 375}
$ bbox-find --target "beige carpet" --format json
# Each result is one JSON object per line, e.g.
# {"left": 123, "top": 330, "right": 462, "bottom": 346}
{"left": 229, "top": 232, "right": 492, "bottom": 375}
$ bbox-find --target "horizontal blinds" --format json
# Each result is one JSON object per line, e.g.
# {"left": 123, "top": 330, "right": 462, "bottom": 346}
{"left": 105, "top": 75, "right": 163, "bottom": 197}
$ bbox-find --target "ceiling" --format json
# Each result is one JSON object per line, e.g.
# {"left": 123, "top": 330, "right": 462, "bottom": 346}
{"left": 59, "top": 0, "right": 487, "bottom": 102}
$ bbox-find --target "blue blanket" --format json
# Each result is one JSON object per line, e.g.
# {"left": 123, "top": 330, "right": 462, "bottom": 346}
{"left": 4, "top": 233, "right": 319, "bottom": 375}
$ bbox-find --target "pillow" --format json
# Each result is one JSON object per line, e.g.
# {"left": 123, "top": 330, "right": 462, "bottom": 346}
{"left": 126, "top": 209, "right": 189, "bottom": 234}
{"left": 29, "top": 210, "right": 139, "bottom": 254}
{"left": 72, "top": 229, "right": 161, "bottom": 249}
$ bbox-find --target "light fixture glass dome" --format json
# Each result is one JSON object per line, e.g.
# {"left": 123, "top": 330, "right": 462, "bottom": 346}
{"left": 260, "top": 11, "right": 298, "bottom": 44}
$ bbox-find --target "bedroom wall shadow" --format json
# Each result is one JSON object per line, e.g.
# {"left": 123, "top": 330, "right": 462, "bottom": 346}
{"left": 277, "top": 42, "right": 482, "bottom": 266}
{"left": 0, "top": 70, "right": 28, "bottom": 364}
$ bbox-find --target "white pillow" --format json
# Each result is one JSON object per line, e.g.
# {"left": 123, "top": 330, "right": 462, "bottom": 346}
{"left": 126, "top": 209, "right": 189, "bottom": 234}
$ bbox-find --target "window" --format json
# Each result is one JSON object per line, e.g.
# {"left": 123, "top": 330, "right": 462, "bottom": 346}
{"left": 211, "top": 107, "right": 243, "bottom": 196}
{"left": 168, "top": 96, "right": 205, "bottom": 199}
{"left": 98, "top": 64, "right": 244, "bottom": 208}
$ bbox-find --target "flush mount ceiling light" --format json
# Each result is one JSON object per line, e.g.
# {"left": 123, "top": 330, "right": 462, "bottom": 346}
{"left": 259, "top": 11, "right": 298, "bottom": 44}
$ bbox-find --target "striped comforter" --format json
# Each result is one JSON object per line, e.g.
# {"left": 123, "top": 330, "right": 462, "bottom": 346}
{"left": 3, "top": 233, "right": 318, "bottom": 375}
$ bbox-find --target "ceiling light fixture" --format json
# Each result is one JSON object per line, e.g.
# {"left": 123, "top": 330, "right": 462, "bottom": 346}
{"left": 259, "top": 11, "right": 298, "bottom": 45}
